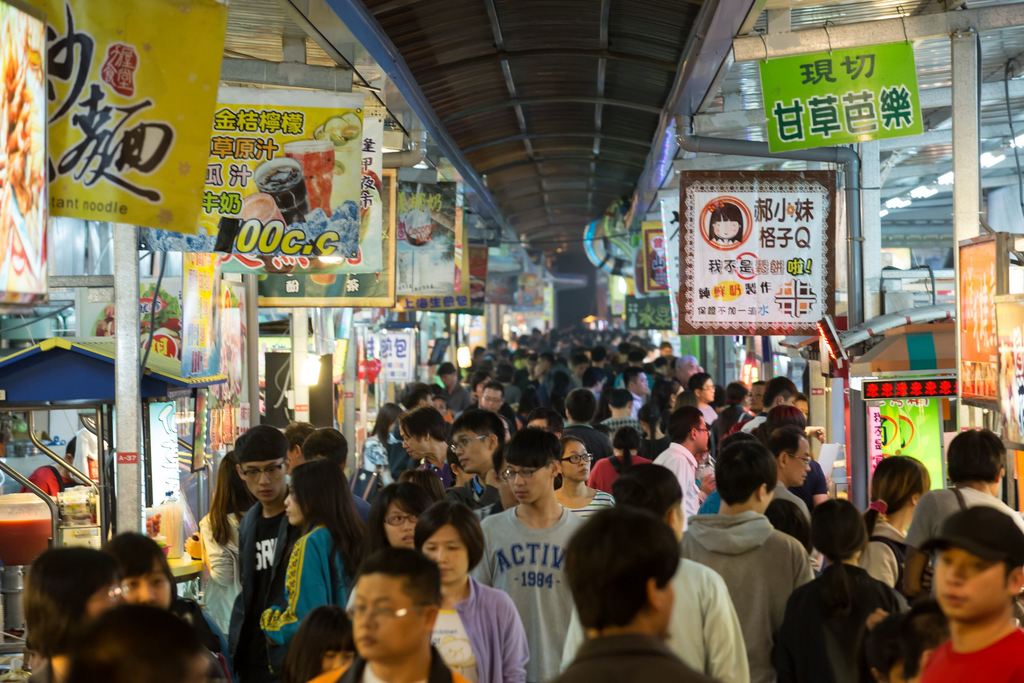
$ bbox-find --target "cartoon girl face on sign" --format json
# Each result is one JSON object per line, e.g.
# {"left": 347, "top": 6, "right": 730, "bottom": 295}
{"left": 707, "top": 201, "right": 746, "bottom": 246}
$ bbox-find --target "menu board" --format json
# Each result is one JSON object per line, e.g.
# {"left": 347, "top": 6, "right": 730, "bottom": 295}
{"left": 0, "top": 0, "right": 47, "bottom": 308}
{"left": 959, "top": 236, "right": 1005, "bottom": 404}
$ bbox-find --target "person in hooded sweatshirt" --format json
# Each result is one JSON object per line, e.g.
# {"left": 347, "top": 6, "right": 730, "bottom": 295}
{"left": 681, "top": 438, "right": 813, "bottom": 683}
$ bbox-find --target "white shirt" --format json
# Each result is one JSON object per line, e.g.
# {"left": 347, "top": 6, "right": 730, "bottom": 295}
{"left": 630, "top": 392, "right": 645, "bottom": 419}
{"left": 433, "top": 609, "right": 478, "bottom": 682}
{"left": 654, "top": 443, "right": 701, "bottom": 526}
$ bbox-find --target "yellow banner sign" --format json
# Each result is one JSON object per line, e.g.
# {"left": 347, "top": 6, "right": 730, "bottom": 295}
{"left": 33, "top": 0, "right": 226, "bottom": 232}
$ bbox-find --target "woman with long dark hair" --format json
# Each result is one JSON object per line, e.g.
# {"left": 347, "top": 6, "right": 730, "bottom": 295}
{"left": 359, "top": 402, "right": 403, "bottom": 487}
{"left": 198, "top": 451, "right": 254, "bottom": 633}
{"left": 773, "top": 499, "right": 905, "bottom": 682}
{"left": 860, "top": 456, "right": 930, "bottom": 592}
{"left": 281, "top": 606, "right": 355, "bottom": 683}
{"left": 637, "top": 403, "right": 671, "bottom": 460}
{"left": 588, "top": 427, "right": 653, "bottom": 494}
{"left": 261, "top": 459, "right": 365, "bottom": 655}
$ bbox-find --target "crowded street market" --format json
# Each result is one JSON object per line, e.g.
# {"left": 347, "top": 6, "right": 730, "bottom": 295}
{"left": 3, "top": 0, "right": 1024, "bottom": 681}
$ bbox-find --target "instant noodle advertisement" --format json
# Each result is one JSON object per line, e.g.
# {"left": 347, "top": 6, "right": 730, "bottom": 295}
{"left": 0, "top": 0, "right": 47, "bottom": 308}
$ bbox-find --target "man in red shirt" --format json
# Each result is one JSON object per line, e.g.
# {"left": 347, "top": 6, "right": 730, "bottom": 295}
{"left": 920, "top": 506, "right": 1024, "bottom": 682}
{"left": 22, "top": 437, "right": 77, "bottom": 496}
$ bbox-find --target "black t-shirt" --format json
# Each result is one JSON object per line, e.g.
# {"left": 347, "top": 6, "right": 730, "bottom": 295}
{"left": 237, "top": 512, "right": 286, "bottom": 681}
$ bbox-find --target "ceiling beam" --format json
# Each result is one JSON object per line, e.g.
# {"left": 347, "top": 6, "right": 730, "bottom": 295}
{"left": 416, "top": 48, "right": 678, "bottom": 83}
{"left": 462, "top": 131, "right": 652, "bottom": 154}
{"left": 443, "top": 96, "right": 662, "bottom": 124}
{"left": 481, "top": 155, "right": 646, "bottom": 176}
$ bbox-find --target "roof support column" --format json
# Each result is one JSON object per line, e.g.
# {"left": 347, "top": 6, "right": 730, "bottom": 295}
{"left": 113, "top": 223, "right": 142, "bottom": 533}
{"left": 860, "top": 141, "right": 882, "bottom": 320}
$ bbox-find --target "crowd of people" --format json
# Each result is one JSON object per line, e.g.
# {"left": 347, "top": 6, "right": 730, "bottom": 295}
{"left": 20, "top": 332, "right": 1024, "bottom": 683}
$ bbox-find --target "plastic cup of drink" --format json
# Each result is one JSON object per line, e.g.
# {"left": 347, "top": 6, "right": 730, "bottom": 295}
{"left": 284, "top": 140, "right": 335, "bottom": 214}
{"left": 240, "top": 192, "right": 285, "bottom": 225}
{"left": 254, "top": 158, "right": 309, "bottom": 225}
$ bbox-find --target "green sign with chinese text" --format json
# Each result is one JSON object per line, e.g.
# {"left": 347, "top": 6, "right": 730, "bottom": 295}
{"left": 626, "top": 296, "right": 673, "bottom": 331}
{"left": 759, "top": 42, "right": 922, "bottom": 153}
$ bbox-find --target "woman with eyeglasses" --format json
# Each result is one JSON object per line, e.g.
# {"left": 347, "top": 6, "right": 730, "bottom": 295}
{"left": 24, "top": 547, "right": 122, "bottom": 683}
{"left": 366, "top": 482, "right": 437, "bottom": 554}
{"left": 105, "top": 532, "right": 230, "bottom": 680}
{"left": 555, "top": 436, "right": 615, "bottom": 518}
{"left": 261, "top": 459, "right": 366, "bottom": 661}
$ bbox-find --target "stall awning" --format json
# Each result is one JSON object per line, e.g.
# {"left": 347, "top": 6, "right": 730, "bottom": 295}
{"left": 0, "top": 338, "right": 225, "bottom": 403}
{"left": 851, "top": 323, "right": 955, "bottom": 377}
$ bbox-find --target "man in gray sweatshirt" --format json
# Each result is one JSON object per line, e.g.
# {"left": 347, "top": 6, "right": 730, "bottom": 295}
{"left": 682, "top": 438, "right": 813, "bottom": 683}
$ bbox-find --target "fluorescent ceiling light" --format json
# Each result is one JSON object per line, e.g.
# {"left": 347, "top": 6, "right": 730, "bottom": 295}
{"left": 885, "top": 197, "right": 912, "bottom": 209}
{"left": 980, "top": 152, "right": 1006, "bottom": 168}
{"left": 413, "top": 159, "right": 430, "bottom": 170}
{"left": 937, "top": 171, "right": 955, "bottom": 186}
{"left": 910, "top": 185, "right": 938, "bottom": 199}
{"left": 879, "top": 209, "right": 889, "bottom": 217}
{"left": 1013, "top": 134, "right": 1024, "bottom": 148}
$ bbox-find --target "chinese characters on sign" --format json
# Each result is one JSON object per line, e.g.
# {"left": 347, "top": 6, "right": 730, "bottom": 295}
{"left": 396, "top": 181, "right": 468, "bottom": 311}
{"left": 959, "top": 237, "right": 1003, "bottom": 403}
{"left": 759, "top": 42, "right": 922, "bottom": 153}
{"left": 996, "top": 297, "right": 1024, "bottom": 446}
{"left": 36, "top": 0, "right": 227, "bottom": 231}
{"left": 181, "top": 254, "right": 220, "bottom": 378}
{"left": 866, "top": 399, "right": 944, "bottom": 492}
{"left": 626, "top": 296, "right": 673, "bottom": 331}
{"left": 679, "top": 171, "right": 836, "bottom": 335}
{"left": 374, "top": 330, "right": 415, "bottom": 383}
{"left": 660, "top": 196, "right": 681, "bottom": 330}
{"left": 640, "top": 221, "right": 668, "bottom": 293}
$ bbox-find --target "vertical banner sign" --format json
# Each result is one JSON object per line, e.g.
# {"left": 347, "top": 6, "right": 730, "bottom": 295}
{"left": 1, "top": 1, "right": 47, "bottom": 308}
{"left": 660, "top": 197, "right": 681, "bottom": 330}
{"left": 181, "top": 253, "right": 220, "bottom": 378}
{"left": 760, "top": 42, "right": 922, "bottom": 153}
{"left": 625, "top": 296, "right": 673, "bottom": 331}
{"left": 83, "top": 278, "right": 183, "bottom": 361}
{"left": 380, "top": 330, "right": 415, "bottom": 383}
{"left": 996, "top": 297, "right": 1024, "bottom": 446}
{"left": 485, "top": 275, "right": 515, "bottom": 305}
{"left": 869, "top": 399, "right": 944, "bottom": 491}
{"left": 959, "top": 237, "right": 1000, "bottom": 403}
{"left": 679, "top": 171, "right": 836, "bottom": 336}
{"left": 516, "top": 272, "right": 544, "bottom": 310}
{"left": 641, "top": 221, "right": 669, "bottom": 292}
{"left": 34, "top": 0, "right": 227, "bottom": 231}
{"left": 469, "top": 244, "right": 489, "bottom": 308}
{"left": 210, "top": 282, "right": 245, "bottom": 450}
{"left": 396, "top": 181, "right": 466, "bottom": 310}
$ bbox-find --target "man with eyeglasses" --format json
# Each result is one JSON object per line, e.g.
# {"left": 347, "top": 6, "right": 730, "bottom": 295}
{"left": 473, "top": 428, "right": 584, "bottom": 683}
{"left": 654, "top": 406, "right": 710, "bottom": 530}
{"left": 445, "top": 409, "right": 505, "bottom": 516}
{"left": 229, "top": 425, "right": 297, "bottom": 683}
{"left": 342, "top": 548, "right": 471, "bottom": 683}
{"left": 767, "top": 427, "right": 812, "bottom": 521}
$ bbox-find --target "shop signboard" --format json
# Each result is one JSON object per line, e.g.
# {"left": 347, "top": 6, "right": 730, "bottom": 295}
{"left": 396, "top": 181, "right": 463, "bottom": 309}
{"left": 866, "top": 398, "right": 944, "bottom": 491}
{"left": 996, "top": 296, "right": 1024, "bottom": 446}
{"left": 626, "top": 296, "right": 673, "bottom": 331}
{"left": 640, "top": 221, "right": 668, "bottom": 293}
{"left": 516, "top": 272, "right": 544, "bottom": 310}
{"left": 959, "top": 235, "right": 1006, "bottom": 404}
{"left": 469, "top": 243, "right": 489, "bottom": 308}
{"left": 759, "top": 42, "right": 922, "bottom": 153}
{"left": 147, "top": 400, "right": 179, "bottom": 505}
{"left": 660, "top": 196, "right": 681, "bottom": 330}
{"left": 83, "top": 277, "right": 183, "bottom": 361}
{"left": 181, "top": 254, "right": 220, "bottom": 378}
{"left": 1, "top": 0, "right": 47, "bottom": 309}
{"left": 678, "top": 171, "right": 837, "bottom": 336}
{"left": 33, "top": 0, "right": 226, "bottom": 232}
{"left": 209, "top": 282, "right": 245, "bottom": 451}
{"left": 370, "top": 330, "right": 415, "bottom": 383}
{"left": 485, "top": 274, "right": 515, "bottom": 305}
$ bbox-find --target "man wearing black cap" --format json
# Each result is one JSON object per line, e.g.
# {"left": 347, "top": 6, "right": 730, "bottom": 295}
{"left": 919, "top": 507, "right": 1024, "bottom": 682}
{"left": 437, "top": 362, "right": 472, "bottom": 415}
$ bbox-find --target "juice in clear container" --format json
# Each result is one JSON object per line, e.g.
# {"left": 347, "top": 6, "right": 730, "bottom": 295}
{"left": 0, "top": 493, "right": 51, "bottom": 566}
{"left": 284, "top": 140, "right": 335, "bottom": 214}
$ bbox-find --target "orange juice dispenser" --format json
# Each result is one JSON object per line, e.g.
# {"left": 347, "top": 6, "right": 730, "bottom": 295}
{"left": 0, "top": 492, "right": 56, "bottom": 634}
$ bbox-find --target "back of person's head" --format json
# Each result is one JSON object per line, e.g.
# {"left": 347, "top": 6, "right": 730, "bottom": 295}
{"left": 301, "top": 428, "right": 349, "bottom": 467}
{"left": 612, "top": 426, "right": 642, "bottom": 460}
{"left": 812, "top": 499, "right": 868, "bottom": 617}
{"left": 767, "top": 426, "right": 806, "bottom": 459}
{"left": 358, "top": 547, "right": 441, "bottom": 606}
{"left": 290, "top": 459, "right": 365, "bottom": 570}
{"left": 505, "top": 427, "right": 560, "bottom": 468}
{"left": 612, "top": 464, "right": 683, "bottom": 519}
{"left": 715, "top": 439, "right": 777, "bottom": 505}
{"left": 765, "top": 498, "right": 812, "bottom": 553}
{"left": 25, "top": 548, "right": 120, "bottom": 658}
{"left": 284, "top": 421, "right": 316, "bottom": 451}
{"left": 209, "top": 451, "right": 254, "bottom": 546}
{"left": 526, "top": 407, "right": 564, "bottom": 433}
{"left": 398, "top": 469, "right": 446, "bottom": 503}
{"left": 590, "top": 345, "right": 607, "bottom": 363}
{"left": 862, "top": 612, "right": 905, "bottom": 683}
{"left": 367, "top": 483, "right": 436, "bottom": 554}
{"left": 570, "top": 351, "right": 590, "bottom": 367}
{"left": 637, "top": 402, "right": 661, "bottom": 431}
{"left": 900, "top": 600, "right": 949, "bottom": 679}
{"left": 566, "top": 508, "right": 678, "bottom": 631}
{"left": 725, "top": 381, "right": 749, "bottom": 405}
{"left": 282, "top": 605, "right": 354, "bottom": 683}
{"left": 947, "top": 428, "right": 1005, "bottom": 484}
{"left": 627, "top": 348, "right": 647, "bottom": 365}
{"left": 399, "top": 406, "right": 449, "bottom": 442}
{"left": 866, "top": 456, "right": 931, "bottom": 535}
{"left": 469, "top": 371, "right": 491, "bottom": 392}
{"left": 237, "top": 424, "right": 289, "bottom": 463}
{"left": 401, "top": 382, "right": 432, "bottom": 409}
{"left": 667, "top": 405, "right": 703, "bottom": 444}
{"left": 581, "top": 366, "right": 605, "bottom": 389}
{"left": 763, "top": 376, "right": 799, "bottom": 408}
{"left": 67, "top": 605, "right": 204, "bottom": 683}
{"left": 451, "top": 408, "right": 505, "bottom": 450}
{"left": 105, "top": 532, "right": 175, "bottom": 603}
{"left": 687, "top": 372, "right": 712, "bottom": 394}
{"left": 608, "top": 388, "right": 633, "bottom": 410}
{"left": 719, "top": 430, "right": 759, "bottom": 450}
{"left": 495, "top": 363, "right": 515, "bottom": 384}
{"left": 565, "top": 388, "right": 597, "bottom": 422}
{"left": 764, "top": 404, "right": 806, "bottom": 432}
{"left": 436, "top": 362, "right": 457, "bottom": 378}
{"left": 372, "top": 403, "right": 404, "bottom": 443}
{"left": 413, "top": 500, "right": 485, "bottom": 571}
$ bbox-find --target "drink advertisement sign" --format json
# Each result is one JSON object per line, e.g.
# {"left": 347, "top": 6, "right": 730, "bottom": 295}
{"left": 31, "top": 0, "right": 227, "bottom": 232}
{"left": 396, "top": 181, "right": 468, "bottom": 310}
{"left": 678, "top": 171, "right": 836, "bottom": 336}
{"left": 640, "top": 221, "right": 668, "bottom": 293}
{"left": 959, "top": 236, "right": 1005, "bottom": 403}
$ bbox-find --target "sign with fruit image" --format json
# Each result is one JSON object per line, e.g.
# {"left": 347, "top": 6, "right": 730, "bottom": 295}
{"left": 88, "top": 279, "right": 183, "bottom": 361}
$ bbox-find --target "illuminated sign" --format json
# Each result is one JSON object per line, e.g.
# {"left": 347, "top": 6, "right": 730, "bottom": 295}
{"left": 862, "top": 378, "right": 958, "bottom": 401}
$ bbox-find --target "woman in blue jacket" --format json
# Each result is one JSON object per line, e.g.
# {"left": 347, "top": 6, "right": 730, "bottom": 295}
{"left": 261, "top": 458, "right": 366, "bottom": 654}
{"left": 415, "top": 500, "right": 529, "bottom": 683}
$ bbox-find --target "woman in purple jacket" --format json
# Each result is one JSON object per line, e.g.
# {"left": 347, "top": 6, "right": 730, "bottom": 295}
{"left": 415, "top": 500, "right": 529, "bottom": 683}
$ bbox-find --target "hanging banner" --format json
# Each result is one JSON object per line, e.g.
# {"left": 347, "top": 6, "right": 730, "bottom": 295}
{"left": 1, "top": 0, "right": 47, "bottom": 308}
{"left": 396, "top": 181, "right": 467, "bottom": 310}
{"left": 626, "top": 296, "right": 673, "bottom": 331}
{"left": 660, "top": 196, "right": 681, "bottom": 330}
{"left": 469, "top": 243, "right": 489, "bottom": 308}
{"left": 181, "top": 254, "right": 220, "bottom": 378}
{"left": 33, "top": 0, "right": 226, "bottom": 231}
{"left": 210, "top": 281, "right": 245, "bottom": 451}
{"left": 760, "top": 41, "right": 922, "bottom": 153}
{"left": 485, "top": 274, "right": 515, "bottom": 305}
{"left": 83, "top": 277, "right": 183, "bottom": 361}
{"left": 378, "top": 329, "right": 415, "bottom": 383}
{"left": 678, "top": 171, "right": 836, "bottom": 336}
{"left": 997, "top": 296, "right": 1024, "bottom": 446}
{"left": 867, "top": 398, "right": 944, "bottom": 491}
{"left": 640, "top": 221, "right": 668, "bottom": 293}
{"left": 515, "top": 272, "right": 544, "bottom": 311}
{"left": 960, "top": 235, "right": 1005, "bottom": 404}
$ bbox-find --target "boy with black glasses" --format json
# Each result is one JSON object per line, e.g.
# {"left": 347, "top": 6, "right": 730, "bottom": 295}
{"left": 473, "top": 428, "right": 584, "bottom": 683}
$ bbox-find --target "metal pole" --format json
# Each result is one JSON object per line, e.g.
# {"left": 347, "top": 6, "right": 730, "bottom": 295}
{"left": 860, "top": 141, "right": 882, "bottom": 320}
{"left": 343, "top": 311, "right": 357, "bottom": 445}
{"left": 113, "top": 223, "right": 143, "bottom": 533}
{"left": 952, "top": 29, "right": 980, "bottom": 424}
{"left": 245, "top": 274, "right": 261, "bottom": 427}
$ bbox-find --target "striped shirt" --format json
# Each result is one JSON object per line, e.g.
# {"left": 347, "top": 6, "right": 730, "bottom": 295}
{"left": 565, "top": 491, "right": 616, "bottom": 519}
